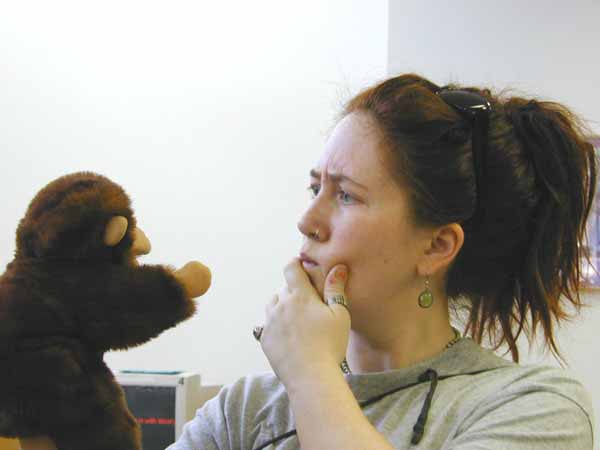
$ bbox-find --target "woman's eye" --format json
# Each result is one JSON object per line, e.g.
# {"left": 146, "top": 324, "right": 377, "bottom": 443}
{"left": 338, "top": 191, "right": 355, "bottom": 204}
{"left": 307, "top": 185, "right": 356, "bottom": 204}
{"left": 308, "top": 184, "right": 320, "bottom": 198}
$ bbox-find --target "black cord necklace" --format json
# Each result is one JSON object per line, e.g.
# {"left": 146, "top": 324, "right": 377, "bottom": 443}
{"left": 252, "top": 365, "right": 508, "bottom": 450}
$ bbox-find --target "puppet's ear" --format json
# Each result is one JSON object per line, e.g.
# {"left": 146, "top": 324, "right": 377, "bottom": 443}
{"left": 104, "top": 216, "right": 128, "bottom": 247}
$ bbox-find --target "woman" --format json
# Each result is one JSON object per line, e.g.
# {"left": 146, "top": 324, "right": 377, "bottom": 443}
{"left": 170, "top": 74, "right": 595, "bottom": 450}
{"left": 21, "top": 73, "right": 596, "bottom": 449}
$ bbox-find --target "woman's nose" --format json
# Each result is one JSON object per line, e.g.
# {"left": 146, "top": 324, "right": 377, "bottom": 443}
{"left": 298, "top": 208, "right": 327, "bottom": 242}
{"left": 298, "top": 223, "right": 322, "bottom": 241}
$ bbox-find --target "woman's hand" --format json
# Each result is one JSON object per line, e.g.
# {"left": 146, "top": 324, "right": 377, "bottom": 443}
{"left": 260, "top": 258, "right": 350, "bottom": 387}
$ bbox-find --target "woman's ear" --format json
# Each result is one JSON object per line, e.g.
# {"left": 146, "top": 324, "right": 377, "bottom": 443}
{"left": 417, "top": 223, "right": 464, "bottom": 277}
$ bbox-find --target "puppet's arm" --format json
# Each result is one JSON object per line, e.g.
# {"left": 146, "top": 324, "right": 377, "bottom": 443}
{"left": 63, "top": 214, "right": 210, "bottom": 351}
{"left": 71, "top": 262, "right": 209, "bottom": 351}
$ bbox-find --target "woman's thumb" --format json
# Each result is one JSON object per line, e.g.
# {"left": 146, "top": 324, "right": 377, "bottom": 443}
{"left": 324, "top": 265, "right": 349, "bottom": 309}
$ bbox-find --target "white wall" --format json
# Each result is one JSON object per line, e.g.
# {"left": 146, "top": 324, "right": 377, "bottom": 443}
{"left": 0, "top": 1, "right": 388, "bottom": 385}
{"left": 389, "top": 1, "right": 600, "bottom": 133}
{"left": 388, "top": 0, "right": 600, "bottom": 434}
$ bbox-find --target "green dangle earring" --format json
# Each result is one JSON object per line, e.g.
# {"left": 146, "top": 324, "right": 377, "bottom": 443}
{"left": 418, "top": 276, "right": 434, "bottom": 308}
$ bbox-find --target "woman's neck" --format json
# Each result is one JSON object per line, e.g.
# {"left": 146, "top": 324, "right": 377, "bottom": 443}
{"left": 346, "top": 302, "right": 456, "bottom": 373}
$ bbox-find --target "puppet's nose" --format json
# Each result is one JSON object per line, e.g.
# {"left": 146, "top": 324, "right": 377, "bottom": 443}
{"left": 132, "top": 228, "right": 152, "bottom": 256}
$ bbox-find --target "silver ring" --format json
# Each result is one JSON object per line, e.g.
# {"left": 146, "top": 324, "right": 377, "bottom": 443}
{"left": 253, "top": 325, "right": 264, "bottom": 341}
{"left": 327, "top": 294, "right": 349, "bottom": 311}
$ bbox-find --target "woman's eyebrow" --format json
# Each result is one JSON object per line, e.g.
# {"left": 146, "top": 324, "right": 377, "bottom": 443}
{"left": 309, "top": 169, "right": 368, "bottom": 190}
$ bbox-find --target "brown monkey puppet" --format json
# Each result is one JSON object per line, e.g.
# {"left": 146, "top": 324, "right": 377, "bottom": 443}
{"left": 0, "top": 172, "right": 211, "bottom": 450}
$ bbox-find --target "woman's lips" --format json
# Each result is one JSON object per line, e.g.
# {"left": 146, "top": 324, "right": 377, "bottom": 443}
{"left": 300, "top": 253, "right": 318, "bottom": 269}
{"left": 301, "top": 260, "right": 318, "bottom": 269}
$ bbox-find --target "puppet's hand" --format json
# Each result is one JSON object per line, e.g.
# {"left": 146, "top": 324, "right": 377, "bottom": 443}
{"left": 260, "top": 259, "right": 350, "bottom": 386}
{"left": 174, "top": 261, "right": 212, "bottom": 298}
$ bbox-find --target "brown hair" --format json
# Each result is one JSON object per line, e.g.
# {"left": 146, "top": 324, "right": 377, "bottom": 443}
{"left": 344, "top": 73, "right": 597, "bottom": 362}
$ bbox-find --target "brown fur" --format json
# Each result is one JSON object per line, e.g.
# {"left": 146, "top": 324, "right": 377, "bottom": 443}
{"left": 0, "top": 172, "right": 196, "bottom": 450}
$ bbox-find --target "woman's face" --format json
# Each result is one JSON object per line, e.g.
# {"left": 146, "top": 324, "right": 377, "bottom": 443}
{"left": 298, "top": 112, "right": 431, "bottom": 321}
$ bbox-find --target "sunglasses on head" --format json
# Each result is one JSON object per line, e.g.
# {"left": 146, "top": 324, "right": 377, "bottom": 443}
{"left": 437, "top": 89, "right": 493, "bottom": 228}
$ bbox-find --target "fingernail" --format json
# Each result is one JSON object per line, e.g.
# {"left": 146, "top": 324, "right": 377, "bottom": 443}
{"left": 335, "top": 265, "right": 348, "bottom": 282}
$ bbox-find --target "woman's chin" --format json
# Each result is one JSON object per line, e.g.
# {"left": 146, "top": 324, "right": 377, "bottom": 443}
{"left": 315, "top": 282, "right": 325, "bottom": 298}
{"left": 304, "top": 267, "right": 325, "bottom": 297}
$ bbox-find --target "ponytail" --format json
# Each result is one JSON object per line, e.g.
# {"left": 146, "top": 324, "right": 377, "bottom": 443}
{"left": 501, "top": 99, "right": 597, "bottom": 360}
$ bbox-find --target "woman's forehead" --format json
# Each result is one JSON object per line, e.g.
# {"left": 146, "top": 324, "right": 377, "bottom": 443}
{"left": 314, "top": 112, "right": 390, "bottom": 186}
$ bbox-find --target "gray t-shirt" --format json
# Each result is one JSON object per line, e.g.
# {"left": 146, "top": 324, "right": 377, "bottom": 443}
{"left": 168, "top": 338, "right": 595, "bottom": 449}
